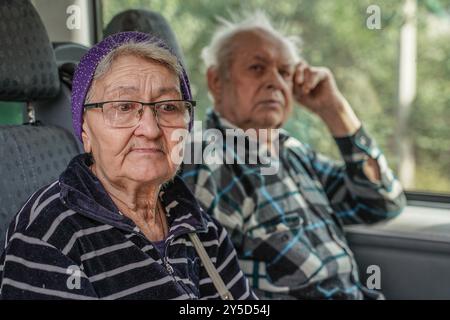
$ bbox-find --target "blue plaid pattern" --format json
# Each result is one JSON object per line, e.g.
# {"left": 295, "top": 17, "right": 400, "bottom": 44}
{"left": 181, "top": 110, "right": 406, "bottom": 300}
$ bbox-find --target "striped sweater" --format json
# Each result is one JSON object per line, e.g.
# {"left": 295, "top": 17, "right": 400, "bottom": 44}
{"left": 0, "top": 153, "right": 256, "bottom": 300}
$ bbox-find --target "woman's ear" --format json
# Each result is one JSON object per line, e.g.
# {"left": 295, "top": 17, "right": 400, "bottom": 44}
{"left": 206, "top": 67, "right": 222, "bottom": 104}
{"left": 81, "top": 117, "right": 92, "bottom": 154}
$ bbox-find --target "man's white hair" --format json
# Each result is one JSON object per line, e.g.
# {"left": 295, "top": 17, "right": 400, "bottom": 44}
{"left": 201, "top": 11, "right": 302, "bottom": 77}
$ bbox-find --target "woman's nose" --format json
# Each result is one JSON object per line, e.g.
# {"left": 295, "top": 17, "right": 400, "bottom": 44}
{"left": 134, "top": 107, "right": 162, "bottom": 138}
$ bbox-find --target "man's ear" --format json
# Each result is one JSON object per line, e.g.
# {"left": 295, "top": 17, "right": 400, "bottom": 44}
{"left": 81, "top": 116, "right": 92, "bottom": 153}
{"left": 206, "top": 67, "right": 223, "bottom": 104}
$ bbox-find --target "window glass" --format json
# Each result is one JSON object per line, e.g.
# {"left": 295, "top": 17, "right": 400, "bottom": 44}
{"left": 101, "top": 0, "right": 450, "bottom": 194}
{"left": 0, "top": 102, "right": 24, "bottom": 125}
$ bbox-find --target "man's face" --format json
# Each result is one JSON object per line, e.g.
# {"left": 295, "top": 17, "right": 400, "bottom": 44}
{"left": 82, "top": 54, "right": 183, "bottom": 187}
{"left": 211, "top": 29, "right": 296, "bottom": 130}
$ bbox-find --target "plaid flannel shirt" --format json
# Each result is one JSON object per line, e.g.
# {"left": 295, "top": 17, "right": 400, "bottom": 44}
{"left": 181, "top": 110, "right": 406, "bottom": 300}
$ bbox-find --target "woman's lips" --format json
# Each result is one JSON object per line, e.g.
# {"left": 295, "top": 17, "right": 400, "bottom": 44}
{"left": 130, "top": 148, "right": 164, "bottom": 154}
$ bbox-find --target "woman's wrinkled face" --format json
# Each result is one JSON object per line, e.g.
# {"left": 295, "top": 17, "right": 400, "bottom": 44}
{"left": 82, "top": 54, "right": 183, "bottom": 187}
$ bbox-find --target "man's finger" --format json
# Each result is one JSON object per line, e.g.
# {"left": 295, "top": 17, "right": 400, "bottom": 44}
{"left": 305, "top": 67, "right": 328, "bottom": 93}
{"left": 302, "top": 67, "right": 314, "bottom": 94}
{"left": 295, "top": 61, "right": 308, "bottom": 85}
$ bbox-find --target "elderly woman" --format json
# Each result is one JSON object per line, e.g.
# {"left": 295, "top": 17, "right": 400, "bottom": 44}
{"left": 0, "top": 32, "right": 255, "bottom": 300}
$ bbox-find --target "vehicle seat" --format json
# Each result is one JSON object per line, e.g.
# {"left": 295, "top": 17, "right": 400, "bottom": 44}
{"left": 52, "top": 41, "right": 90, "bottom": 89}
{"left": 104, "top": 9, "right": 186, "bottom": 65}
{"left": 33, "top": 42, "right": 89, "bottom": 147}
{"left": 0, "top": 0, "right": 80, "bottom": 249}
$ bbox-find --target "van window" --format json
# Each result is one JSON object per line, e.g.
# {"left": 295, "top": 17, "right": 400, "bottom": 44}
{"left": 0, "top": 102, "right": 24, "bottom": 125}
{"left": 105, "top": 1, "right": 450, "bottom": 195}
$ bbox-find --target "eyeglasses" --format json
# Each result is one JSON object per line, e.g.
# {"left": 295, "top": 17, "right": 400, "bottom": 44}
{"left": 83, "top": 99, "right": 195, "bottom": 129}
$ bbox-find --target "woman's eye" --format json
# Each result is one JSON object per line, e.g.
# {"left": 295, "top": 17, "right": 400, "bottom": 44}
{"left": 160, "top": 103, "right": 178, "bottom": 112}
{"left": 117, "top": 103, "right": 134, "bottom": 112}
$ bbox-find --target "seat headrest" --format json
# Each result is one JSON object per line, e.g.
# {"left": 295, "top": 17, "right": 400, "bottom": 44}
{"left": 53, "top": 42, "right": 90, "bottom": 68}
{"left": 52, "top": 42, "right": 90, "bottom": 89}
{"left": 104, "top": 9, "right": 185, "bottom": 64}
{"left": 0, "top": 0, "right": 60, "bottom": 102}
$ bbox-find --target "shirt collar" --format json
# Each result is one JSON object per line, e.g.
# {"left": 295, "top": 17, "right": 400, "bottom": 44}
{"left": 206, "top": 108, "right": 292, "bottom": 144}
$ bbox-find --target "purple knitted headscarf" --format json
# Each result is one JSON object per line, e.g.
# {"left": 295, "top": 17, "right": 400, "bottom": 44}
{"left": 71, "top": 31, "right": 193, "bottom": 142}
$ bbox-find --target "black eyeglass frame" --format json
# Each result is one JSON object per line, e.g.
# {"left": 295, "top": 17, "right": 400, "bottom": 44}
{"left": 83, "top": 99, "right": 196, "bottom": 128}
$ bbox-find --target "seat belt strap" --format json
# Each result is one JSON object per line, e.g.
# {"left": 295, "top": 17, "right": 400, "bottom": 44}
{"left": 188, "top": 233, "right": 234, "bottom": 300}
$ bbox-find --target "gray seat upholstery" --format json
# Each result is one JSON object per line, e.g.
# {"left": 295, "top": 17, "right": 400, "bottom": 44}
{"left": 0, "top": 125, "right": 79, "bottom": 235}
{"left": 34, "top": 42, "right": 89, "bottom": 151}
{"left": 0, "top": 0, "right": 80, "bottom": 249}
{"left": 34, "top": 84, "right": 83, "bottom": 152}
{"left": 0, "top": 0, "right": 60, "bottom": 101}
{"left": 104, "top": 9, "right": 186, "bottom": 66}
{"left": 52, "top": 42, "right": 90, "bottom": 89}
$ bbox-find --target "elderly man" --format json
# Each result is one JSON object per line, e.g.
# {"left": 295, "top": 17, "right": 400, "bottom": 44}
{"left": 0, "top": 32, "right": 255, "bottom": 300}
{"left": 181, "top": 13, "right": 406, "bottom": 299}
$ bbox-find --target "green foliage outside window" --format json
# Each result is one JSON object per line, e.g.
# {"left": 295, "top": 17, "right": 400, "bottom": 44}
{"left": 100, "top": 0, "right": 450, "bottom": 193}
